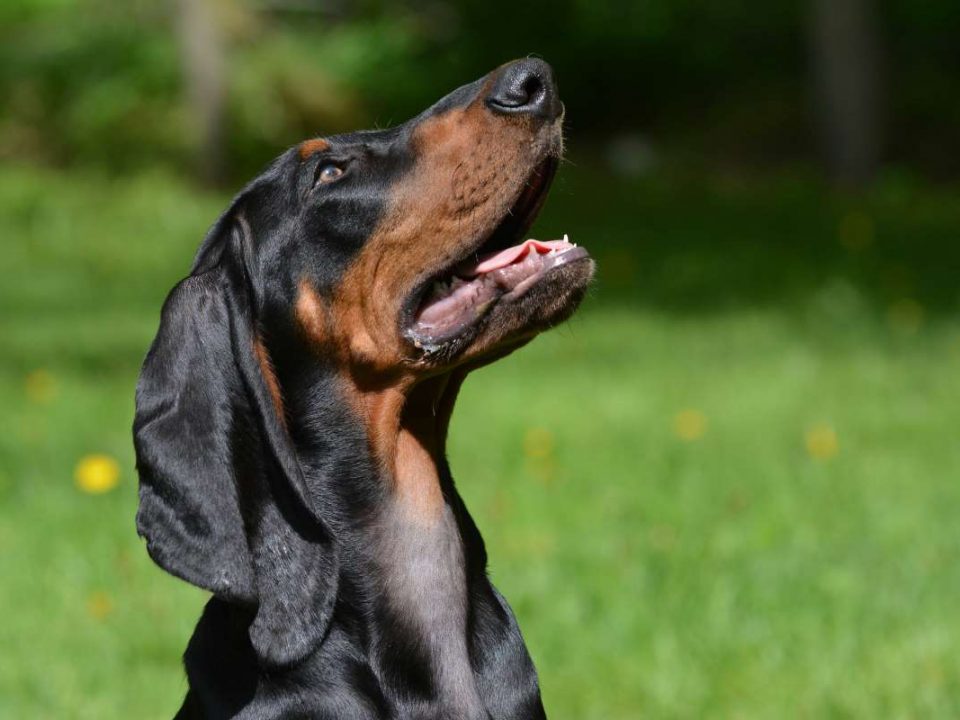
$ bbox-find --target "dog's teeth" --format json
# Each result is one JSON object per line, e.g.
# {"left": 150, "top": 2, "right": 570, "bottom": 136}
{"left": 563, "top": 233, "right": 569, "bottom": 243}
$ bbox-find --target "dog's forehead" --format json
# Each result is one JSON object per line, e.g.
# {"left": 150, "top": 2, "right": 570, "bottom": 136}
{"left": 297, "top": 73, "right": 490, "bottom": 158}
{"left": 292, "top": 128, "right": 411, "bottom": 171}
{"left": 328, "top": 126, "right": 407, "bottom": 147}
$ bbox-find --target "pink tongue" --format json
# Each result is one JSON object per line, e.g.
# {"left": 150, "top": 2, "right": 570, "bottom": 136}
{"left": 460, "top": 239, "right": 573, "bottom": 277}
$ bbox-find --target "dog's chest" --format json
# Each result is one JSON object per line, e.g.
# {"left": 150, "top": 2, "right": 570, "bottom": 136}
{"left": 375, "top": 499, "right": 487, "bottom": 717}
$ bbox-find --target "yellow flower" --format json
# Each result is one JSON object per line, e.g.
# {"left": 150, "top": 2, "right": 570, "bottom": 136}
{"left": 673, "top": 409, "right": 707, "bottom": 441}
{"left": 75, "top": 454, "right": 120, "bottom": 494}
{"left": 86, "top": 591, "right": 114, "bottom": 620}
{"left": 25, "top": 369, "right": 57, "bottom": 404}
{"left": 805, "top": 424, "right": 839, "bottom": 461}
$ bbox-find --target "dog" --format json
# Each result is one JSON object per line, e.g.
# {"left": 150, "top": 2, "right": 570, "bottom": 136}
{"left": 133, "top": 58, "right": 594, "bottom": 720}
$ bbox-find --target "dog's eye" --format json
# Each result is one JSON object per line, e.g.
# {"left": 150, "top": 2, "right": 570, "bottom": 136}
{"left": 316, "top": 163, "right": 345, "bottom": 185}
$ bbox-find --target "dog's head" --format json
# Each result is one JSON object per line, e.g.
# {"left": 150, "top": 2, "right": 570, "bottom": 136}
{"left": 199, "top": 57, "right": 593, "bottom": 376}
{"left": 134, "top": 59, "right": 593, "bottom": 668}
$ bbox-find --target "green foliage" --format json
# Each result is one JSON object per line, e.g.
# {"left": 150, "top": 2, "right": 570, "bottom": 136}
{"left": 2, "top": 162, "right": 959, "bottom": 717}
{"left": 1, "top": 0, "right": 959, "bottom": 179}
{"left": 0, "top": 3, "right": 184, "bottom": 170}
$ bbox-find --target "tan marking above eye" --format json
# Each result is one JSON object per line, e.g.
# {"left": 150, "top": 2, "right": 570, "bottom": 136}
{"left": 298, "top": 138, "right": 331, "bottom": 160}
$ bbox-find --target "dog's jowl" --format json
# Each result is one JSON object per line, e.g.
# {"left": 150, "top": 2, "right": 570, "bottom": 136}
{"left": 134, "top": 58, "right": 594, "bottom": 720}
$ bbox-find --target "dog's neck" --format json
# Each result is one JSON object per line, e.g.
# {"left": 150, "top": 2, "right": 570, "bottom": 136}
{"left": 276, "top": 347, "right": 469, "bottom": 522}
{"left": 281, "top": 362, "right": 487, "bottom": 714}
{"left": 351, "top": 371, "right": 489, "bottom": 714}
{"left": 351, "top": 372, "right": 461, "bottom": 521}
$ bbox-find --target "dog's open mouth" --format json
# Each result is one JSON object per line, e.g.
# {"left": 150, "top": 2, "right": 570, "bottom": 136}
{"left": 404, "top": 157, "right": 590, "bottom": 350}
{"left": 411, "top": 237, "right": 588, "bottom": 341}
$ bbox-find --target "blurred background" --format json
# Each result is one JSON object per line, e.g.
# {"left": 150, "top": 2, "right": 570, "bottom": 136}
{"left": 2, "top": 0, "right": 959, "bottom": 717}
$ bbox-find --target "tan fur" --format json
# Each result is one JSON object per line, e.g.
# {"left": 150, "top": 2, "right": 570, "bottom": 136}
{"left": 295, "top": 279, "right": 331, "bottom": 350}
{"left": 253, "top": 335, "right": 286, "bottom": 428}
{"left": 294, "top": 94, "right": 558, "bottom": 522}
{"left": 298, "top": 138, "right": 331, "bottom": 160}
{"left": 328, "top": 100, "right": 543, "bottom": 374}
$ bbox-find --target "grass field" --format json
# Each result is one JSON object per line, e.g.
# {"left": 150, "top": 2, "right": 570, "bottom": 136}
{"left": 1, "top": 160, "right": 959, "bottom": 718}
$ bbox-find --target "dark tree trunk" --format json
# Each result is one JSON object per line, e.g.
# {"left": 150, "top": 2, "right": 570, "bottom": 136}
{"left": 809, "top": 0, "right": 883, "bottom": 189}
{"left": 176, "top": 0, "right": 227, "bottom": 185}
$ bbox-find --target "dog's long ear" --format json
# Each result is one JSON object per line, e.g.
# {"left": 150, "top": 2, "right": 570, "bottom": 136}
{"left": 134, "top": 208, "right": 338, "bottom": 668}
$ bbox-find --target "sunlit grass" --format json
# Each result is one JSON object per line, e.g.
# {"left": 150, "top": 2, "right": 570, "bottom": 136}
{"left": 1, "top": 163, "right": 959, "bottom": 718}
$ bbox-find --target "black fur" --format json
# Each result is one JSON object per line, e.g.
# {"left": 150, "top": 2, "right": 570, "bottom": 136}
{"left": 134, "top": 59, "right": 588, "bottom": 720}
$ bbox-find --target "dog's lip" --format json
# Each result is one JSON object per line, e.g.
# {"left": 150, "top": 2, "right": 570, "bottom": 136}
{"left": 398, "top": 155, "right": 559, "bottom": 342}
{"left": 407, "top": 239, "right": 589, "bottom": 345}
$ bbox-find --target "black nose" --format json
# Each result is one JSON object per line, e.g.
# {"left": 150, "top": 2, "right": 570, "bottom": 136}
{"left": 485, "top": 59, "right": 561, "bottom": 120}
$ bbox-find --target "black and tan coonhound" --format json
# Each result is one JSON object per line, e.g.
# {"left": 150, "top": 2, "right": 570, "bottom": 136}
{"left": 133, "top": 58, "right": 594, "bottom": 720}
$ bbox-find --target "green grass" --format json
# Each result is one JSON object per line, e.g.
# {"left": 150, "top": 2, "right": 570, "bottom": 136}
{"left": 1, "top": 161, "right": 959, "bottom": 718}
